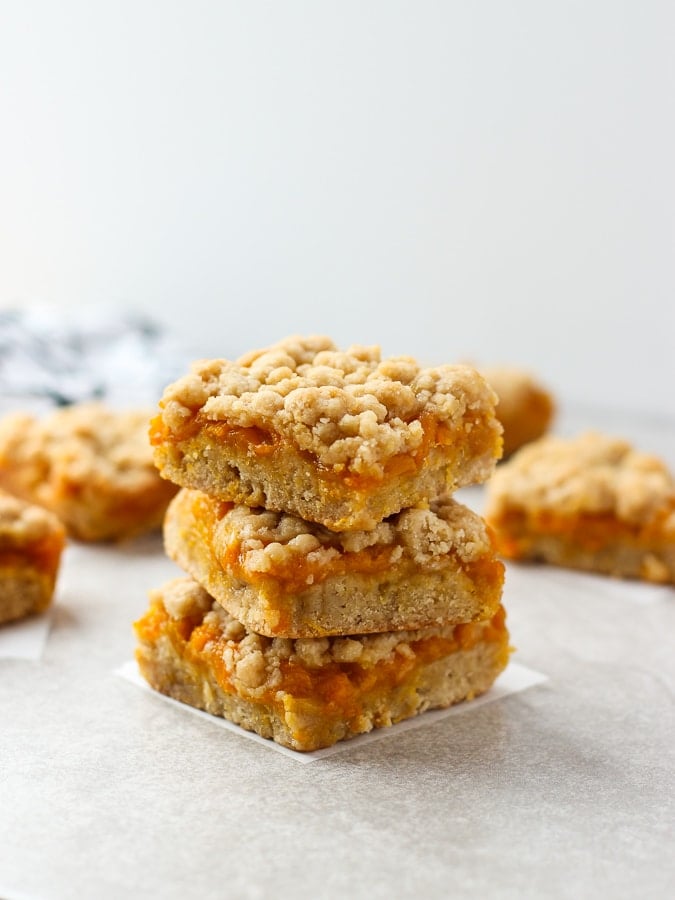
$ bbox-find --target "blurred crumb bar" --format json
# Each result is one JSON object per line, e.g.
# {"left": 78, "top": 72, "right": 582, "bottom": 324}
{"left": 485, "top": 432, "right": 675, "bottom": 583}
{"left": 0, "top": 490, "right": 65, "bottom": 625}
{"left": 164, "top": 488, "right": 505, "bottom": 637}
{"left": 0, "top": 404, "right": 178, "bottom": 542}
{"left": 135, "top": 577, "right": 510, "bottom": 752}
{"left": 150, "top": 336, "right": 503, "bottom": 531}
{"left": 480, "top": 366, "right": 555, "bottom": 457}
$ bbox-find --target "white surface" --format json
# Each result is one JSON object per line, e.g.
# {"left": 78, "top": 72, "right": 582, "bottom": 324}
{"left": 1, "top": 2, "right": 674, "bottom": 415}
{"left": 1, "top": 409, "right": 674, "bottom": 899}
{"left": 0, "top": 611, "right": 51, "bottom": 661}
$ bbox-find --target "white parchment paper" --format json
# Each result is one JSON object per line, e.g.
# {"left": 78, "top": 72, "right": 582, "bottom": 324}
{"left": 116, "top": 659, "right": 548, "bottom": 763}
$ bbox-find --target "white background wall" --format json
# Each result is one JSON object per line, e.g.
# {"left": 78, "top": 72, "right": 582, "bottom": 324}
{"left": 1, "top": 1, "right": 673, "bottom": 417}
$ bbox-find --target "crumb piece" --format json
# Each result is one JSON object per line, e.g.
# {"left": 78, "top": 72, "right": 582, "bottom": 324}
{"left": 164, "top": 489, "right": 505, "bottom": 636}
{"left": 134, "top": 577, "right": 510, "bottom": 751}
{"left": 151, "top": 336, "right": 502, "bottom": 529}
{"left": 480, "top": 366, "right": 555, "bottom": 457}
{"left": 485, "top": 432, "right": 675, "bottom": 584}
{"left": 0, "top": 403, "right": 177, "bottom": 541}
{"left": 0, "top": 490, "right": 65, "bottom": 625}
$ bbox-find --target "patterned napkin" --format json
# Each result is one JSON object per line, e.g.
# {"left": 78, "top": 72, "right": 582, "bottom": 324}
{"left": 0, "top": 307, "right": 190, "bottom": 413}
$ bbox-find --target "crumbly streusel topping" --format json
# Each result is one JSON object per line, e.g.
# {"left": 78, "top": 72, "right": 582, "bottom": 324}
{"left": 197, "top": 491, "right": 494, "bottom": 576}
{"left": 0, "top": 404, "right": 160, "bottom": 491}
{"left": 0, "top": 490, "right": 63, "bottom": 546}
{"left": 487, "top": 432, "right": 675, "bottom": 525}
{"left": 158, "top": 336, "right": 500, "bottom": 477}
{"left": 155, "top": 577, "right": 491, "bottom": 694}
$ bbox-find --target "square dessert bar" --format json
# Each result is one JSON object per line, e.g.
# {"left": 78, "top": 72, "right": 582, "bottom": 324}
{"left": 150, "top": 336, "right": 503, "bottom": 531}
{"left": 485, "top": 432, "right": 675, "bottom": 584}
{"left": 480, "top": 366, "right": 555, "bottom": 458}
{"left": 164, "top": 488, "right": 505, "bottom": 637}
{"left": 0, "top": 490, "right": 65, "bottom": 625}
{"left": 0, "top": 404, "right": 178, "bottom": 542}
{"left": 135, "top": 577, "right": 510, "bottom": 752}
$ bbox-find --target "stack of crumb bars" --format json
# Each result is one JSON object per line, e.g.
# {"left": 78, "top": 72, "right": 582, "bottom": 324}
{"left": 135, "top": 336, "right": 510, "bottom": 752}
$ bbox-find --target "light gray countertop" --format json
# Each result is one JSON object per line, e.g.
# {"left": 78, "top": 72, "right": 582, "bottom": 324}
{"left": 1, "top": 409, "right": 674, "bottom": 900}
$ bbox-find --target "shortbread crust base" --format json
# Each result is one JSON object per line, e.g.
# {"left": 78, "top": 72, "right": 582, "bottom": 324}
{"left": 155, "top": 436, "right": 496, "bottom": 532}
{"left": 0, "top": 568, "right": 55, "bottom": 625}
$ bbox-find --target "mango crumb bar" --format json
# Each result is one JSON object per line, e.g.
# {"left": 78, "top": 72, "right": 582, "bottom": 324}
{"left": 480, "top": 366, "right": 555, "bottom": 458}
{"left": 150, "top": 335, "right": 503, "bottom": 531}
{"left": 0, "top": 490, "right": 65, "bottom": 625}
{"left": 164, "top": 488, "right": 505, "bottom": 637}
{"left": 0, "top": 404, "right": 178, "bottom": 542}
{"left": 135, "top": 577, "right": 510, "bottom": 752}
{"left": 485, "top": 432, "right": 675, "bottom": 583}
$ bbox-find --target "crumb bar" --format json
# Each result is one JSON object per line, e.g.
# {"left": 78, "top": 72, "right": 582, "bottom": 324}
{"left": 164, "top": 488, "right": 505, "bottom": 637}
{"left": 0, "top": 490, "right": 65, "bottom": 625}
{"left": 135, "top": 577, "right": 510, "bottom": 752}
{"left": 480, "top": 366, "right": 555, "bottom": 457}
{"left": 150, "top": 336, "right": 503, "bottom": 531}
{"left": 0, "top": 404, "right": 178, "bottom": 542}
{"left": 485, "top": 432, "right": 675, "bottom": 583}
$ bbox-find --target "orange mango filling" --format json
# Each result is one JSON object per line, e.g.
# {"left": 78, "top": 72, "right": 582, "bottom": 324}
{"left": 135, "top": 602, "right": 508, "bottom": 729}
{"left": 150, "top": 408, "right": 500, "bottom": 487}
{"left": 0, "top": 533, "right": 64, "bottom": 579}
{"left": 183, "top": 491, "right": 503, "bottom": 600}
{"left": 492, "top": 508, "right": 675, "bottom": 559}
{"left": 223, "top": 540, "right": 399, "bottom": 594}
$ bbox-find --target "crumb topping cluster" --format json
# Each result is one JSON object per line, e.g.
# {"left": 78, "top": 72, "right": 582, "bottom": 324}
{"left": 156, "top": 578, "right": 488, "bottom": 694}
{"left": 488, "top": 432, "right": 675, "bottom": 525}
{"left": 158, "top": 335, "right": 499, "bottom": 477}
{"left": 0, "top": 490, "right": 63, "bottom": 545}
{"left": 0, "top": 404, "right": 161, "bottom": 492}
{"left": 202, "top": 493, "right": 493, "bottom": 576}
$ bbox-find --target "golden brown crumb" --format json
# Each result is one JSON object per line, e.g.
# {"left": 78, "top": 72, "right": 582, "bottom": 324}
{"left": 485, "top": 432, "right": 675, "bottom": 584}
{"left": 147, "top": 576, "right": 459, "bottom": 690}
{"left": 152, "top": 336, "right": 502, "bottom": 530}
{"left": 135, "top": 577, "right": 510, "bottom": 751}
{"left": 164, "top": 489, "right": 505, "bottom": 636}
{"left": 0, "top": 490, "right": 62, "bottom": 546}
{"left": 0, "top": 404, "right": 177, "bottom": 541}
{"left": 213, "top": 495, "right": 495, "bottom": 576}
{"left": 158, "top": 335, "right": 500, "bottom": 479}
{"left": 487, "top": 432, "right": 674, "bottom": 525}
{"left": 480, "top": 366, "right": 555, "bottom": 457}
{"left": 0, "top": 489, "right": 65, "bottom": 624}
